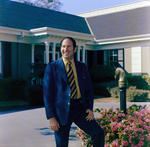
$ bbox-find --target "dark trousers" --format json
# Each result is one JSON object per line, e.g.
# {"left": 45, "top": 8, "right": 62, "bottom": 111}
{"left": 54, "top": 99, "right": 104, "bottom": 147}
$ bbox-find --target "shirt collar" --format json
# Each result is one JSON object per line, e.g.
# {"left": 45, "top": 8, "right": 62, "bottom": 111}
{"left": 62, "top": 57, "right": 74, "bottom": 66}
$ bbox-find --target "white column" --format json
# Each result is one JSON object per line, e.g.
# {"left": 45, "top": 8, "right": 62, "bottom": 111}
{"left": 45, "top": 42, "right": 50, "bottom": 64}
{"left": 31, "top": 44, "right": 35, "bottom": 64}
{"left": 77, "top": 46, "right": 80, "bottom": 61}
{"left": 82, "top": 46, "right": 85, "bottom": 63}
{"left": 52, "top": 43, "right": 56, "bottom": 61}
{"left": 0, "top": 41, "right": 1, "bottom": 73}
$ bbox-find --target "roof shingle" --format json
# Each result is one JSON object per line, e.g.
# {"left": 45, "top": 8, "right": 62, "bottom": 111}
{"left": 0, "top": 0, "right": 91, "bottom": 34}
{"left": 86, "top": 6, "right": 150, "bottom": 40}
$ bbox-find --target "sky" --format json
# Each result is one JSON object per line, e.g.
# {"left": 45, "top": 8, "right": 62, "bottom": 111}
{"left": 61, "top": 0, "right": 141, "bottom": 15}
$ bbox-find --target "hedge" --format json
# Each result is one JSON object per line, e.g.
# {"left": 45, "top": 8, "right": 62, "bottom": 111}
{"left": 0, "top": 78, "right": 27, "bottom": 101}
{"left": 89, "top": 65, "right": 115, "bottom": 83}
{"left": 127, "top": 75, "right": 150, "bottom": 90}
{"left": 108, "top": 86, "right": 150, "bottom": 102}
{"left": 24, "top": 84, "right": 44, "bottom": 106}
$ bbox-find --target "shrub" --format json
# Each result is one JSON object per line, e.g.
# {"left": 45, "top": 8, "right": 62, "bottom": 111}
{"left": 107, "top": 87, "right": 120, "bottom": 98}
{"left": 142, "top": 75, "right": 150, "bottom": 87}
{"left": 93, "top": 81, "right": 118, "bottom": 97}
{"left": 89, "top": 65, "right": 115, "bottom": 83}
{"left": 108, "top": 86, "right": 150, "bottom": 102}
{"left": 0, "top": 78, "right": 27, "bottom": 101}
{"left": 24, "top": 84, "right": 44, "bottom": 106}
{"left": 75, "top": 105, "right": 150, "bottom": 147}
{"left": 127, "top": 75, "right": 149, "bottom": 90}
{"left": 127, "top": 86, "right": 149, "bottom": 102}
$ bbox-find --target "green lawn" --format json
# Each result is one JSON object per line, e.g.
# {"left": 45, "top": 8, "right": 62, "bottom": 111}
{"left": 0, "top": 100, "right": 27, "bottom": 107}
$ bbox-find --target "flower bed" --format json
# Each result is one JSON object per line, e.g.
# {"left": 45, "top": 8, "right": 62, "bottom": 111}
{"left": 75, "top": 105, "right": 150, "bottom": 147}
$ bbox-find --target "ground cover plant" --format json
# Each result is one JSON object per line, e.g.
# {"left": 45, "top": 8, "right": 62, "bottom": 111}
{"left": 75, "top": 104, "right": 150, "bottom": 147}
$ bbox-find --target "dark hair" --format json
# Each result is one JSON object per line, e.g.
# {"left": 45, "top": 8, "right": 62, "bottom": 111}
{"left": 60, "top": 37, "right": 76, "bottom": 49}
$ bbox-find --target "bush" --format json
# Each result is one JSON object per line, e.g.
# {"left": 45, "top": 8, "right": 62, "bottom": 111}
{"left": 127, "top": 75, "right": 149, "bottom": 90}
{"left": 24, "top": 84, "right": 44, "bottom": 106}
{"left": 108, "top": 86, "right": 150, "bottom": 102}
{"left": 0, "top": 78, "right": 27, "bottom": 101}
{"left": 107, "top": 87, "right": 120, "bottom": 98}
{"left": 89, "top": 65, "right": 115, "bottom": 83}
{"left": 142, "top": 75, "right": 150, "bottom": 87}
{"left": 75, "top": 105, "right": 150, "bottom": 147}
{"left": 93, "top": 81, "right": 118, "bottom": 97}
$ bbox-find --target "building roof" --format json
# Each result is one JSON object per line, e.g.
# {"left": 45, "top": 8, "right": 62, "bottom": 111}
{"left": 86, "top": 6, "right": 150, "bottom": 40}
{"left": 0, "top": 0, "right": 91, "bottom": 35}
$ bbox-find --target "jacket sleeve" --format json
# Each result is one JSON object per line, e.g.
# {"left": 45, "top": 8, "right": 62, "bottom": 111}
{"left": 43, "top": 63, "right": 55, "bottom": 120}
{"left": 83, "top": 64, "right": 94, "bottom": 111}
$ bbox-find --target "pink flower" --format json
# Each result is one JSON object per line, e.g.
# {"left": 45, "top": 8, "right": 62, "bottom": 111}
{"left": 137, "top": 128, "right": 144, "bottom": 133}
{"left": 111, "top": 133, "right": 114, "bottom": 136}
{"left": 112, "top": 139, "right": 119, "bottom": 146}
{"left": 129, "top": 134, "right": 132, "bottom": 143}
{"left": 100, "top": 120, "right": 104, "bottom": 124}
{"left": 122, "top": 140, "right": 128, "bottom": 146}
{"left": 138, "top": 140, "right": 145, "bottom": 146}
{"left": 134, "top": 111, "right": 140, "bottom": 116}
{"left": 111, "top": 126, "right": 118, "bottom": 131}
{"left": 147, "top": 134, "right": 150, "bottom": 141}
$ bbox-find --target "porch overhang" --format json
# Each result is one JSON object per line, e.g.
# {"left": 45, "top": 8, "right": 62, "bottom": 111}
{"left": 30, "top": 27, "right": 94, "bottom": 41}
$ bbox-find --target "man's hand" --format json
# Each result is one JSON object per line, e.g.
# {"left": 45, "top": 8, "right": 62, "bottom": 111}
{"left": 86, "top": 109, "right": 94, "bottom": 121}
{"left": 49, "top": 117, "right": 60, "bottom": 131}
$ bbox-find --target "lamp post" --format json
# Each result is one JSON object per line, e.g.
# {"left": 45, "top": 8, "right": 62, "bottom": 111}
{"left": 115, "top": 68, "right": 127, "bottom": 114}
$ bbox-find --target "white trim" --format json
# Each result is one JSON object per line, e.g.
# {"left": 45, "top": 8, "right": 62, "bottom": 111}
{"left": 91, "top": 34, "right": 150, "bottom": 45}
{"left": 30, "top": 27, "right": 94, "bottom": 41}
{"left": 78, "top": 0, "right": 150, "bottom": 18}
{"left": 0, "top": 26, "right": 94, "bottom": 43}
{"left": 31, "top": 44, "right": 35, "bottom": 63}
{"left": 0, "top": 26, "right": 30, "bottom": 36}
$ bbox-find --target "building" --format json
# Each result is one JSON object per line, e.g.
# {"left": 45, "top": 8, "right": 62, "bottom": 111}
{"left": 78, "top": 0, "right": 150, "bottom": 74}
{"left": 0, "top": 0, "right": 150, "bottom": 84}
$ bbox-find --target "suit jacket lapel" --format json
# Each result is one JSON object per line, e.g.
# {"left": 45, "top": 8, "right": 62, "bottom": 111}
{"left": 75, "top": 60, "right": 83, "bottom": 91}
{"left": 57, "top": 58, "right": 68, "bottom": 85}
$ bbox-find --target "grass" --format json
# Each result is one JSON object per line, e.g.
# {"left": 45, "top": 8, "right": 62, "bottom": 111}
{"left": 0, "top": 100, "right": 27, "bottom": 107}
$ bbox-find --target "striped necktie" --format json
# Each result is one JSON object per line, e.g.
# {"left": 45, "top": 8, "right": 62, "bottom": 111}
{"left": 67, "top": 61, "right": 77, "bottom": 99}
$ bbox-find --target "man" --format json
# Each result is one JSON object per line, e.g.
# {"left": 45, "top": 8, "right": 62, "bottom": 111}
{"left": 43, "top": 37, "right": 104, "bottom": 147}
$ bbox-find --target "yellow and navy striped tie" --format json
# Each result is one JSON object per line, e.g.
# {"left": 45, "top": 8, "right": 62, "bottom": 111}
{"left": 67, "top": 61, "right": 77, "bottom": 99}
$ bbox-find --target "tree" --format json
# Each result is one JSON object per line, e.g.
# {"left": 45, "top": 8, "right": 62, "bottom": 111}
{"left": 11, "top": 0, "right": 63, "bottom": 11}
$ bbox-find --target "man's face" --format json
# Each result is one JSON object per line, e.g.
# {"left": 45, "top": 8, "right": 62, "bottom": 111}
{"left": 61, "top": 38, "right": 76, "bottom": 61}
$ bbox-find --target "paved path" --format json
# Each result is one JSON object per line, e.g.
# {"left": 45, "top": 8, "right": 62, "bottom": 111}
{"left": 0, "top": 101, "right": 150, "bottom": 147}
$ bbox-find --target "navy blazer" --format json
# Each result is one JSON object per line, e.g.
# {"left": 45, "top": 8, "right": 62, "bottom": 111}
{"left": 43, "top": 57, "right": 94, "bottom": 125}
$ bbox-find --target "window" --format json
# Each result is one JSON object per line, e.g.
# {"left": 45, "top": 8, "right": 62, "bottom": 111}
{"left": 104, "top": 49, "right": 124, "bottom": 68}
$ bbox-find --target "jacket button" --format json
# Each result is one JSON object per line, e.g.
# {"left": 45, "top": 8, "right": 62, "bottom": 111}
{"left": 69, "top": 94, "right": 70, "bottom": 96}
{"left": 68, "top": 103, "right": 70, "bottom": 105}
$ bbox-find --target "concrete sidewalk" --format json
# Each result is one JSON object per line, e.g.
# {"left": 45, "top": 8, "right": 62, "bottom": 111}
{"left": 0, "top": 101, "right": 150, "bottom": 147}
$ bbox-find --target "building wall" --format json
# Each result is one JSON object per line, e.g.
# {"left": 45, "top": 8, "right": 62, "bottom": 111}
{"left": 124, "top": 48, "right": 132, "bottom": 74}
{"left": 11, "top": 42, "right": 18, "bottom": 78}
{"left": 2, "top": 41, "right": 12, "bottom": 78}
{"left": 141, "top": 46, "right": 150, "bottom": 75}
{"left": 18, "top": 43, "right": 31, "bottom": 84}
{"left": 131, "top": 47, "right": 141, "bottom": 75}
